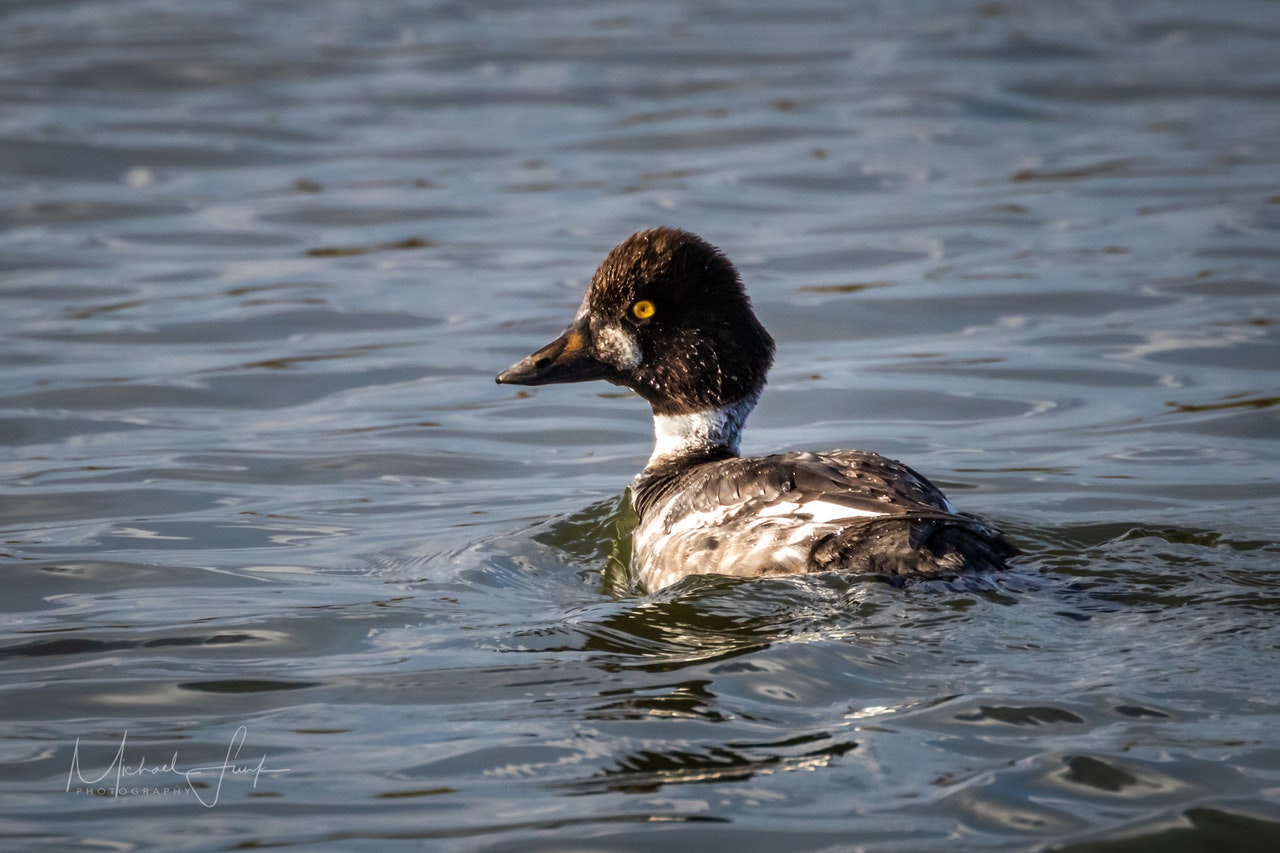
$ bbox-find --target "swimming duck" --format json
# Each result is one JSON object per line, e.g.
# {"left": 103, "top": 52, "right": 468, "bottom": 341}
{"left": 497, "top": 227, "right": 1015, "bottom": 592}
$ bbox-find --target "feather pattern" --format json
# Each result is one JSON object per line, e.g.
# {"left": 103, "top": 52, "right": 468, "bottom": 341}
{"left": 631, "top": 450, "right": 1013, "bottom": 591}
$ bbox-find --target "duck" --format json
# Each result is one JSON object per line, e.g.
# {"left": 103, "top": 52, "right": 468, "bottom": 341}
{"left": 496, "top": 227, "right": 1015, "bottom": 592}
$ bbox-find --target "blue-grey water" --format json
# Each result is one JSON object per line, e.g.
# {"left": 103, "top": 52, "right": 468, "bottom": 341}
{"left": 2, "top": 1, "right": 1279, "bottom": 850}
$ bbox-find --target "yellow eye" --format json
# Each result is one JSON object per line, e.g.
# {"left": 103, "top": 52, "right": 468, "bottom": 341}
{"left": 631, "top": 299, "right": 656, "bottom": 320}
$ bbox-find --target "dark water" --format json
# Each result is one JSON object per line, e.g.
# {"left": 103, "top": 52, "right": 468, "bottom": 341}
{"left": 3, "top": 0, "right": 1279, "bottom": 849}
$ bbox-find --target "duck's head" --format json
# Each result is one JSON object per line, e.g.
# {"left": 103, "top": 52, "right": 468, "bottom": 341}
{"left": 496, "top": 227, "right": 775, "bottom": 419}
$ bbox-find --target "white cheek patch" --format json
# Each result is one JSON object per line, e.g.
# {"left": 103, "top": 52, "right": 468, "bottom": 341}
{"left": 593, "top": 323, "right": 642, "bottom": 371}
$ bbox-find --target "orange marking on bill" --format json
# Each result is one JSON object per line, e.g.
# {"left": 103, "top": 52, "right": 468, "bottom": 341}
{"left": 562, "top": 331, "right": 585, "bottom": 353}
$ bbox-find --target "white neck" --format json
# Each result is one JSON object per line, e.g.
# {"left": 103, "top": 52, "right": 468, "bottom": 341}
{"left": 647, "top": 395, "right": 758, "bottom": 467}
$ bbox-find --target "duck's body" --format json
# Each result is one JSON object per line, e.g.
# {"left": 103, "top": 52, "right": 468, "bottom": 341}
{"left": 497, "top": 227, "right": 1014, "bottom": 592}
{"left": 631, "top": 447, "right": 1011, "bottom": 592}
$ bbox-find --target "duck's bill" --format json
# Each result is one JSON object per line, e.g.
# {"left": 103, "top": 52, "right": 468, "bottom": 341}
{"left": 495, "top": 323, "right": 614, "bottom": 386}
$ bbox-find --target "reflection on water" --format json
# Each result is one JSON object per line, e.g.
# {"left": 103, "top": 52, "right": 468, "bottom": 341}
{"left": 2, "top": 0, "right": 1279, "bottom": 849}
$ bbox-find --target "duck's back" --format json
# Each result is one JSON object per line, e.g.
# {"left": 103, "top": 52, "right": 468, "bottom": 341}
{"left": 630, "top": 450, "right": 1015, "bottom": 591}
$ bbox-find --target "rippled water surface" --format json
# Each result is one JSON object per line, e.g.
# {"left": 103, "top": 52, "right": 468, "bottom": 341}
{"left": 3, "top": 1, "right": 1279, "bottom": 850}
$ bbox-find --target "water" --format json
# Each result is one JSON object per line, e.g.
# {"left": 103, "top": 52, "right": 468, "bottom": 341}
{"left": 2, "top": 0, "right": 1279, "bottom": 849}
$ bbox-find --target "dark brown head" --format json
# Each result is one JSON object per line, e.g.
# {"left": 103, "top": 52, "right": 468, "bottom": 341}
{"left": 496, "top": 228, "right": 775, "bottom": 415}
